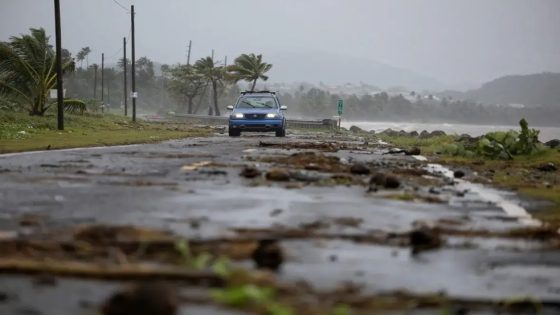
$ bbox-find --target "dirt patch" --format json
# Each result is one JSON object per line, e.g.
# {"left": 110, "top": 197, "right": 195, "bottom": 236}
{"left": 258, "top": 140, "right": 366, "bottom": 152}
{"left": 262, "top": 151, "right": 349, "bottom": 173}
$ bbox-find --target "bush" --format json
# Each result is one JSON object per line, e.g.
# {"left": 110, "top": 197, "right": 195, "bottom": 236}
{"left": 476, "top": 119, "right": 543, "bottom": 159}
{"left": 437, "top": 119, "right": 544, "bottom": 160}
{"left": 0, "top": 98, "right": 22, "bottom": 112}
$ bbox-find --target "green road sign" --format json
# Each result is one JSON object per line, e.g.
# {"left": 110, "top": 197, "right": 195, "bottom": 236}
{"left": 337, "top": 99, "right": 344, "bottom": 115}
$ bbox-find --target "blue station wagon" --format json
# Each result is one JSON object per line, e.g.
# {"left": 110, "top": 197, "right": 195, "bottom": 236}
{"left": 227, "top": 91, "right": 287, "bottom": 137}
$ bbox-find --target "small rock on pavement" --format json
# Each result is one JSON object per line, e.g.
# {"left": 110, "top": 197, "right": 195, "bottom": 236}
{"left": 252, "top": 239, "right": 283, "bottom": 271}
{"left": 102, "top": 282, "right": 178, "bottom": 315}
{"left": 536, "top": 162, "right": 557, "bottom": 172}
{"left": 289, "top": 170, "right": 321, "bottom": 182}
{"left": 240, "top": 166, "right": 261, "bottom": 178}
{"left": 266, "top": 168, "right": 291, "bottom": 181}
{"left": 385, "top": 175, "right": 401, "bottom": 188}
{"left": 405, "top": 147, "right": 421, "bottom": 155}
{"left": 350, "top": 163, "right": 371, "bottom": 175}
{"left": 369, "top": 173, "right": 401, "bottom": 189}
{"left": 409, "top": 227, "right": 442, "bottom": 255}
{"left": 453, "top": 170, "right": 466, "bottom": 178}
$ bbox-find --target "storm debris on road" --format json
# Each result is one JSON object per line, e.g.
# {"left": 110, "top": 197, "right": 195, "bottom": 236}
{"left": 102, "top": 282, "right": 178, "bottom": 315}
{"left": 239, "top": 165, "right": 261, "bottom": 178}
{"left": 368, "top": 172, "right": 401, "bottom": 190}
{"left": 350, "top": 163, "right": 371, "bottom": 175}
{"left": 251, "top": 239, "right": 284, "bottom": 271}
{"left": 1, "top": 129, "right": 560, "bottom": 315}
{"left": 265, "top": 168, "right": 291, "bottom": 181}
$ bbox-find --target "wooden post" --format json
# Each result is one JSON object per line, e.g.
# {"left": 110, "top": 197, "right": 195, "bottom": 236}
{"left": 54, "top": 0, "right": 64, "bottom": 130}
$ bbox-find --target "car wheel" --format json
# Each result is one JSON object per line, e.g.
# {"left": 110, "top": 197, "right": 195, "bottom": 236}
{"left": 229, "top": 129, "right": 240, "bottom": 137}
{"left": 275, "top": 128, "right": 286, "bottom": 137}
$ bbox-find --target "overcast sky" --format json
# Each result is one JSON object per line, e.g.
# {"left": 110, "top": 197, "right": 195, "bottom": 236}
{"left": 1, "top": 0, "right": 559, "bottom": 89}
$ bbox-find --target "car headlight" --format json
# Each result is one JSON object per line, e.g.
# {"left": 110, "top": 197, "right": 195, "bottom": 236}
{"left": 266, "top": 113, "right": 279, "bottom": 118}
{"left": 232, "top": 113, "right": 244, "bottom": 119}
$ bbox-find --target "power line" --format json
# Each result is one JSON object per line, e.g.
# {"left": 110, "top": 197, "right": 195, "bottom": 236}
{"left": 111, "top": 0, "right": 130, "bottom": 12}
{"left": 104, "top": 26, "right": 132, "bottom": 63}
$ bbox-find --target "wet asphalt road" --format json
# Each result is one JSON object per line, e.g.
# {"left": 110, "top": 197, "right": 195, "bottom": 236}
{"left": 0, "top": 131, "right": 559, "bottom": 314}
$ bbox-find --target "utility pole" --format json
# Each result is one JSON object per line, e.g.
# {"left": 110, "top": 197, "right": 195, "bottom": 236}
{"left": 224, "top": 56, "right": 227, "bottom": 67}
{"left": 93, "top": 64, "right": 98, "bottom": 99}
{"left": 123, "top": 37, "right": 128, "bottom": 116}
{"left": 131, "top": 5, "right": 136, "bottom": 121}
{"left": 186, "top": 40, "right": 192, "bottom": 66}
{"left": 54, "top": 0, "right": 64, "bottom": 130}
{"left": 211, "top": 49, "right": 214, "bottom": 60}
{"left": 107, "top": 80, "right": 110, "bottom": 107}
{"left": 101, "top": 53, "right": 104, "bottom": 106}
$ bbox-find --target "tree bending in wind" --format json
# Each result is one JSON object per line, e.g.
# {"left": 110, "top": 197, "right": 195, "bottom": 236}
{"left": 0, "top": 28, "right": 74, "bottom": 115}
{"left": 228, "top": 53, "right": 272, "bottom": 91}
{"left": 195, "top": 56, "right": 224, "bottom": 116}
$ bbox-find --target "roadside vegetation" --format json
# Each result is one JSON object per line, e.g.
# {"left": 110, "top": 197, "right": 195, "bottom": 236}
{"left": 0, "top": 28, "right": 275, "bottom": 153}
{"left": 0, "top": 110, "right": 212, "bottom": 153}
{"left": 369, "top": 119, "right": 560, "bottom": 226}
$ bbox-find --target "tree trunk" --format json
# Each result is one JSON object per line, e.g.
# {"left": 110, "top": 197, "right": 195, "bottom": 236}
{"left": 251, "top": 79, "right": 257, "bottom": 91}
{"left": 212, "top": 80, "right": 220, "bottom": 116}
{"left": 206, "top": 82, "right": 213, "bottom": 116}
{"left": 30, "top": 97, "right": 43, "bottom": 116}
{"left": 187, "top": 96, "right": 193, "bottom": 114}
{"left": 194, "top": 83, "right": 209, "bottom": 114}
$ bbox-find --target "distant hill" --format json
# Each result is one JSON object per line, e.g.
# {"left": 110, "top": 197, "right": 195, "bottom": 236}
{"left": 266, "top": 51, "right": 444, "bottom": 91}
{"left": 442, "top": 72, "right": 560, "bottom": 107}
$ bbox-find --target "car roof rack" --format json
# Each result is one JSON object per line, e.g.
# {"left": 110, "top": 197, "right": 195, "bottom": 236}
{"left": 240, "top": 90, "right": 276, "bottom": 95}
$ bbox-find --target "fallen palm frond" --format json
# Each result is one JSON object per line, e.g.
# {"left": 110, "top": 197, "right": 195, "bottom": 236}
{"left": 0, "top": 258, "right": 224, "bottom": 285}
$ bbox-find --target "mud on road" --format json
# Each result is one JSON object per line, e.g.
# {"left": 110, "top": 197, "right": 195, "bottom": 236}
{"left": 0, "top": 129, "right": 559, "bottom": 315}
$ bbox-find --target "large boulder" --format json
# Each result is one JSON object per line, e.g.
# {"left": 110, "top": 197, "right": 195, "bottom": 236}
{"left": 349, "top": 125, "right": 365, "bottom": 133}
{"left": 430, "top": 130, "right": 447, "bottom": 137}
{"left": 419, "top": 130, "right": 430, "bottom": 138}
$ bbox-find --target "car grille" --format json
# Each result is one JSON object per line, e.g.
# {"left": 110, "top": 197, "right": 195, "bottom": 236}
{"left": 245, "top": 113, "right": 267, "bottom": 120}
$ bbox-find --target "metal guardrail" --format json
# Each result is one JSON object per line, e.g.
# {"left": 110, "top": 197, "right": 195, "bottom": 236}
{"left": 171, "top": 113, "right": 337, "bottom": 130}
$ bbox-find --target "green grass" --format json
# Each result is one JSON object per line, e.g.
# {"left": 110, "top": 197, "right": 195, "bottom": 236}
{"left": 376, "top": 134, "right": 457, "bottom": 154}
{"left": 0, "top": 110, "right": 212, "bottom": 153}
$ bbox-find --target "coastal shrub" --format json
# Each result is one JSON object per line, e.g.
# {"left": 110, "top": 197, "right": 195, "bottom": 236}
{"left": 435, "top": 119, "right": 544, "bottom": 160}
{"left": 476, "top": 119, "right": 543, "bottom": 159}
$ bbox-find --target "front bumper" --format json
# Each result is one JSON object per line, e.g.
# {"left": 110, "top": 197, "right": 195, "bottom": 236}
{"left": 229, "top": 119, "right": 284, "bottom": 131}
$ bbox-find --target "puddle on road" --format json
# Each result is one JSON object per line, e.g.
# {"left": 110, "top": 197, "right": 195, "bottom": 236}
{"left": 277, "top": 239, "right": 560, "bottom": 301}
{"left": 161, "top": 183, "right": 489, "bottom": 239}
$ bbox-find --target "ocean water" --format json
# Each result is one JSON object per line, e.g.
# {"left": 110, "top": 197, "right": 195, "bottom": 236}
{"left": 342, "top": 121, "right": 560, "bottom": 142}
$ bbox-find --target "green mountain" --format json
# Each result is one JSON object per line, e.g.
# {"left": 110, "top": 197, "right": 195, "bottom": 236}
{"left": 444, "top": 72, "right": 560, "bottom": 107}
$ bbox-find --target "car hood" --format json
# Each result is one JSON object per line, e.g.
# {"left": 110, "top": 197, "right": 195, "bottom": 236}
{"left": 233, "top": 108, "right": 280, "bottom": 114}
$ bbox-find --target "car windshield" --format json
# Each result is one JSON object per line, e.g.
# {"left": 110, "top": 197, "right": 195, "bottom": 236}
{"left": 236, "top": 96, "right": 278, "bottom": 109}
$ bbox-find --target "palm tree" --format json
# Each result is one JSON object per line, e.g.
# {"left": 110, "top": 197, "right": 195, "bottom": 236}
{"left": 228, "top": 53, "right": 272, "bottom": 91}
{"left": 76, "top": 46, "right": 91, "bottom": 69}
{"left": 0, "top": 28, "right": 74, "bottom": 115}
{"left": 195, "top": 56, "right": 224, "bottom": 116}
